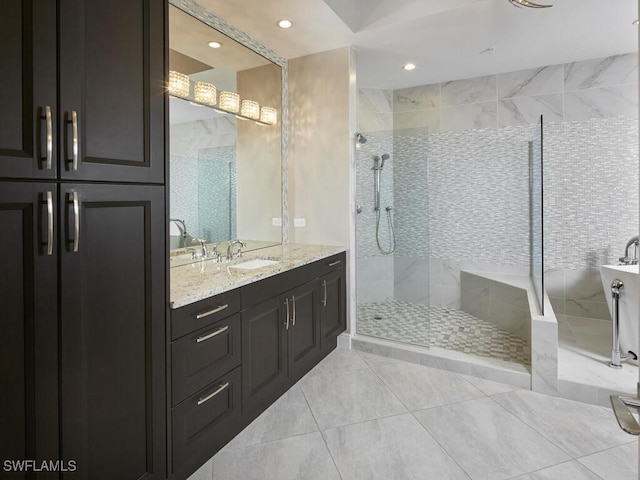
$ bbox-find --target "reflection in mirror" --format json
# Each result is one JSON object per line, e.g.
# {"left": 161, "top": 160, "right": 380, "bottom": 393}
{"left": 168, "top": 4, "right": 283, "bottom": 265}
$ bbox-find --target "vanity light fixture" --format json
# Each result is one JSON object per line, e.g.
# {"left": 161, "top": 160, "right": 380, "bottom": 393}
{"left": 260, "top": 106, "right": 278, "bottom": 125}
{"left": 633, "top": 19, "right": 639, "bottom": 25}
{"left": 208, "top": 41, "right": 222, "bottom": 48}
{"left": 277, "top": 19, "right": 293, "bottom": 29}
{"left": 403, "top": 63, "right": 416, "bottom": 71}
{"left": 169, "top": 70, "right": 190, "bottom": 97}
{"left": 219, "top": 91, "right": 240, "bottom": 112}
{"left": 194, "top": 81, "right": 217, "bottom": 105}
{"left": 508, "top": 0, "right": 552, "bottom": 8}
{"left": 240, "top": 99, "right": 260, "bottom": 120}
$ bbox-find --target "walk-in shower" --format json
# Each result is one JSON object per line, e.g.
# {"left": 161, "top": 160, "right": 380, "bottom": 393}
{"left": 355, "top": 123, "right": 541, "bottom": 374}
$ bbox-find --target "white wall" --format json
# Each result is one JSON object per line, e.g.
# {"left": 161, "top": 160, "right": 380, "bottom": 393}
{"left": 288, "top": 47, "right": 352, "bottom": 247}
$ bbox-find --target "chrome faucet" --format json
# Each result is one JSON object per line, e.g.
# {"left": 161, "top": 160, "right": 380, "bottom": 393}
{"left": 170, "top": 218, "right": 187, "bottom": 247}
{"left": 192, "top": 237, "right": 208, "bottom": 259}
{"left": 226, "top": 240, "right": 246, "bottom": 262}
{"left": 619, "top": 236, "right": 639, "bottom": 265}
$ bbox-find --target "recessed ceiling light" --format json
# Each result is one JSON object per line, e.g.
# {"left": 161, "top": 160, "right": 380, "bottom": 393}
{"left": 277, "top": 19, "right": 293, "bottom": 29}
{"left": 208, "top": 41, "right": 222, "bottom": 48}
{"left": 403, "top": 63, "right": 416, "bottom": 71}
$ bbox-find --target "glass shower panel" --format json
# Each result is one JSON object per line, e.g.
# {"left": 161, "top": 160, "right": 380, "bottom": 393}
{"left": 198, "top": 146, "right": 237, "bottom": 242}
{"left": 355, "top": 127, "right": 431, "bottom": 349}
{"left": 530, "top": 115, "right": 544, "bottom": 314}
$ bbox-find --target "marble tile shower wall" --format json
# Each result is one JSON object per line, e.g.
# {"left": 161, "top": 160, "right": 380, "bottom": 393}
{"left": 357, "top": 52, "right": 638, "bottom": 319}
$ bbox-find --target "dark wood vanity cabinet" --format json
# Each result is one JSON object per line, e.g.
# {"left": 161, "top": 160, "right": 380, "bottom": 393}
{"left": 0, "top": 1, "right": 167, "bottom": 478}
{"left": 0, "top": 0, "right": 164, "bottom": 183}
{"left": 169, "top": 252, "right": 346, "bottom": 479}
{"left": 241, "top": 253, "right": 346, "bottom": 420}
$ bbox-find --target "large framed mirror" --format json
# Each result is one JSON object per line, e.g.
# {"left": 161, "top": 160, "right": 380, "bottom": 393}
{"left": 168, "top": 0, "right": 287, "bottom": 267}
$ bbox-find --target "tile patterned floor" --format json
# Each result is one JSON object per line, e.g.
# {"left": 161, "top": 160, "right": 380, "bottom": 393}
{"left": 357, "top": 301, "right": 531, "bottom": 366}
{"left": 188, "top": 348, "right": 637, "bottom": 480}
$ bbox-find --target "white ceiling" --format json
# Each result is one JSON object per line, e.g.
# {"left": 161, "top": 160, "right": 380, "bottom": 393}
{"left": 195, "top": 0, "right": 637, "bottom": 90}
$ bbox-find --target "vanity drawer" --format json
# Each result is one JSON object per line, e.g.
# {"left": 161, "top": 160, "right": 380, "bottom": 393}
{"left": 171, "top": 289, "right": 240, "bottom": 340}
{"left": 317, "top": 252, "right": 346, "bottom": 276}
{"left": 172, "top": 366, "right": 241, "bottom": 469}
{"left": 171, "top": 313, "right": 241, "bottom": 406}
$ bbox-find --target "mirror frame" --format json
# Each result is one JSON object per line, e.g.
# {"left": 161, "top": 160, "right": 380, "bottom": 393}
{"left": 169, "top": 0, "right": 289, "bottom": 243}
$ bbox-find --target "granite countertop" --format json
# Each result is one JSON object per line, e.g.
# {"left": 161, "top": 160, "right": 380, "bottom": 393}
{"left": 170, "top": 243, "right": 347, "bottom": 309}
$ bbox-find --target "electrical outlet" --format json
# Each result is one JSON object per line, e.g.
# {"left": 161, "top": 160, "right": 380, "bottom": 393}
{"left": 272, "top": 217, "right": 282, "bottom": 227}
{"left": 294, "top": 218, "right": 306, "bottom": 228}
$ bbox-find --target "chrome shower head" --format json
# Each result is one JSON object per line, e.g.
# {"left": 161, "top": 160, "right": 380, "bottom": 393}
{"left": 380, "top": 153, "right": 390, "bottom": 169}
{"left": 356, "top": 133, "right": 367, "bottom": 145}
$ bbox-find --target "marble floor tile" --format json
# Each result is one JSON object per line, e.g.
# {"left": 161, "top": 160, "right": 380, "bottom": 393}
{"left": 492, "top": 390, "right": 632, "bottom": 457}
{"left": 324, "top": 413, "right": 470, "bottom": 480}
{"left": 300, "top": 368, "right": 407, "bottom": 430}
{"left": 414, "top": 397, "right": 569, "bottom": 480}
{"left": 577, "top": 442, "right": 638, "bottom": 480}
{"left": 356, "top": 350, "right": 405, "bottom": 367}
{"left": 212, "top": 432, "right": 341, "bottom": 480}
{"left": 510, "top": 460, "right": 601, "bottom": 480}
{"left": 460, "top": 374, "right": 522, "bottom": 396}
{"left": 372, "top": 361, "right": 485, "bottom": 411}
{"left": 302, "top": 347, "right": 369, "bottom": 378}
{"left": 224, "top": 386, "right": 318, "bottom": 449}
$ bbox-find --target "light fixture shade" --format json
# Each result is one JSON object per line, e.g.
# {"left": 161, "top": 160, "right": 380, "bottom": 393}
{"left": 219, "top": 91, "right": 240, "bottom": 112}
{"left": 260, "top": 106, "right": 278, "bottom": 125}
{"left": 169, "top": 70, "right": 190, "bottom": 97}
{"left": 241, "top": 100, "right": 260, "bottom": 120}
{"left": 194, "top": 82, "right": 217, "bottom": 105}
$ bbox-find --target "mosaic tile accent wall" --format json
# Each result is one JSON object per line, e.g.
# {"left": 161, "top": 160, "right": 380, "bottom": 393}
{"left": 198, "top": 146, "right": 237, "bottom": 242}
{"left": 170, "top": 147, "right": 238, "bottom": 244}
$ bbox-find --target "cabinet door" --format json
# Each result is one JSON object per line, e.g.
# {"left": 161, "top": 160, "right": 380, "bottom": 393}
{"left": 320, "top": 268, "right": 347, "bottom": 353}
{"left": 59, "top": 184, "right": 166, "bottom": 480}
{"left": 0, "top": 182, "right": 59, "bottom": 477}
{"left": 58, "top": 0, "right": 165, "bottom": 183}
{"left": 288, "top": 280, "right": 322, "bottom": 382}
{"left": 241, "top": 297, "right": 288, "bottom": 419}
{"left": 0, "top": 0, "right": 57, "bottom": 179}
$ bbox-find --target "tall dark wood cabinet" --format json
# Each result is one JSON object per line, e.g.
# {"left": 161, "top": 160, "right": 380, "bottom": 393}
{"left": 0, "top": 1, "right": 167, "bottom": 479}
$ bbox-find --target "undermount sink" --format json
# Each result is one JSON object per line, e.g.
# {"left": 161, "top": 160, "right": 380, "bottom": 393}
{"left": 230, "top": 258, "right": 280, "bottom": 270}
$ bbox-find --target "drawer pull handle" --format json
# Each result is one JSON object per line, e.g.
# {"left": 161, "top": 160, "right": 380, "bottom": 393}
{"left": 196, "top": 325, "right": 229, "bottom": 343}
{"left": 196, "top": 304, "right": 229, "bottom": 319}
{"left": 328, "top": 260, "right": 341, "bottom": 267}
{"left": 197, "top": 382, "right": 230, "bottom": 406}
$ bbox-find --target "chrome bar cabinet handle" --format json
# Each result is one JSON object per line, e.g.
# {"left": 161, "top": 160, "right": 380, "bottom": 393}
{"left": 284, "top": 298, "right": 290, "bottom": 330}
{"left": 328, "top": 260, "right": 341, "bottom": 267}
{"left": 71, "top": 111, "right": 79, "bottom": 170}
{"left": 196, "top": 325, "right": 229, "bottom": 343}
{"left": 322, "top": 280, "right": 327, "bottom": 307}
{"left": 46, "top": 191, "right": 53, "bottom": 255}
{"left": 291, "top": 295, "right": 296, "bottom": 326}
{"left": 197, "top": 382, "right": 230, "bottom": 406}
{"left": 71, "top": 191, "right": 79, "bottom": 252}
{"left": 44, "top": 106, "right": 52, "bottom": 170}
{"left": 195, "top": 304, "right": 229, "bottom": 319}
